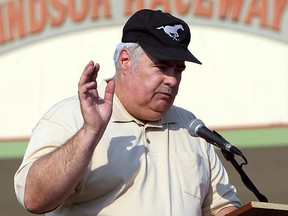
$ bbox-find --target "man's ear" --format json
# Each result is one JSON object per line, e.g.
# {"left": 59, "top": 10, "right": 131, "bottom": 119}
{"left": 118, "top": 49, "right": 131, "bottom": 74}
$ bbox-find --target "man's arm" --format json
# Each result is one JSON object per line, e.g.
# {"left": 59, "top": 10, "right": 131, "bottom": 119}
{"left": 23, "top": 61, "right": 115, "bottom": 213}
{"left": 215, "top": 206, "right": 238, "bottom": 216}
{"left": 24, "top": 128, "right": 99, "bottom": 213}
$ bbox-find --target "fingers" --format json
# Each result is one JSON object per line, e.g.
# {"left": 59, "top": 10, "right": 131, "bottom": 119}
{"left": 104, "top": 80, "right": 115, "bottom": 104}
{"left": 78, "top": 61, "right": 115, "bottom": 107}
{"left": 78, "top": 61, "right": 100, "bottom": 99}
{"left": 91, "top": 63, "right": 99, "bottom": 83}
{"left": 78, "top": 61, "right": 99, "bottom": 87}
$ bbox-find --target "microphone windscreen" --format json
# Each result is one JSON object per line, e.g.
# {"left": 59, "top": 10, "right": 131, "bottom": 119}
{"left": 187, "top": 119, "right": 205, "bottom": 137}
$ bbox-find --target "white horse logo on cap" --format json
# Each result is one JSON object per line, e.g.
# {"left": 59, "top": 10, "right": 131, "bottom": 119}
{"left": 156, "top": 24, "right": 184, "bottom": 41}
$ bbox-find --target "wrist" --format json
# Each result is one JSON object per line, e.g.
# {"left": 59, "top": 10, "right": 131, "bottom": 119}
{"left": 80, "top": 125, "right": 104, "bottom": 144}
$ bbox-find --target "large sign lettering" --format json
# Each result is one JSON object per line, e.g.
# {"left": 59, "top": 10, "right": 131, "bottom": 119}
{"left": 0, "top": 0, "right": 287, "bottom": 54}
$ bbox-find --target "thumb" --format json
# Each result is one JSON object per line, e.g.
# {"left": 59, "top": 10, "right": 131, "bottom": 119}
{"left": 104, "top": 80, "right": 115, "bottom": 104}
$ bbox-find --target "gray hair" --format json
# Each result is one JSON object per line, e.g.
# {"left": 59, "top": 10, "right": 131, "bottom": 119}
{"left": 113, "top": 42, "right": 144, "bottom": 72}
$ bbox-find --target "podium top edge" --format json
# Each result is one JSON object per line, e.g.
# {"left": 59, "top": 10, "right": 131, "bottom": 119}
{"left": 248, "top": 201, "right": 288, "bottom": 211}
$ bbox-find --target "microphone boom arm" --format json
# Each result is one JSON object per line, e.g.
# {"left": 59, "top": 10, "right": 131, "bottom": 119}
{"left": 220, "top": 149, "right": 268, "bottom": 203}
{"left": 187, "top": 118, "right": 268, "bottom": 202}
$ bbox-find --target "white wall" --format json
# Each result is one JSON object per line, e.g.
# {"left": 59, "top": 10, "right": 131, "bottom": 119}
{"left": 0, "top": 25, "right": 287, "bottom": 138}
{"left": 176, "top": 26, "right": 288, "bottom": 127}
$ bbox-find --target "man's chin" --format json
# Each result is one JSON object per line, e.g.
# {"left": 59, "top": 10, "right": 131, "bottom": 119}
{"left": 153, "top": 103, "right": 173, "bottom": 115}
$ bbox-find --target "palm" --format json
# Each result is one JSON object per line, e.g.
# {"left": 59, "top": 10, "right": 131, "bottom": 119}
{"left": 78, "top": 61, "right": 115, "bottom": 134}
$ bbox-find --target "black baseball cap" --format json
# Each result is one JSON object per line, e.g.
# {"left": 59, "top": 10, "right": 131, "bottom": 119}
{"left": 122, "top": 9, "right": 202, "bottom": 64}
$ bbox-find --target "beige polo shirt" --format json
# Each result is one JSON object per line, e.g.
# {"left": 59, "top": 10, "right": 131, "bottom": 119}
{"left": 15, "top": 81, "right": 241, "bottom": 216}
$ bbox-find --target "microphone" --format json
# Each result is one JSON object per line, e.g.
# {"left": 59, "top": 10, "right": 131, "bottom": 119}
{"left": 188, "top": 119, "right": 243, "bottom": 156}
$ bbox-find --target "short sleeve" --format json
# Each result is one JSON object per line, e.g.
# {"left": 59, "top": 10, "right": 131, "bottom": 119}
{"left": 14, "top": 96, "right": 82, "bottom": 207}
{"left": 202, "top": 144, "right": 241, "bottom": 215}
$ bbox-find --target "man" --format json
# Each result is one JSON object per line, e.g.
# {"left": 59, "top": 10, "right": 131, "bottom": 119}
{"left": 15, "top": 9, "right": 241, "bottom": 216}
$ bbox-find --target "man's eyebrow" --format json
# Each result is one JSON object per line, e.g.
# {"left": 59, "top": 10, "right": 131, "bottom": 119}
{"left": 153, "top": 59, "right": 186, "bottom": 69}
{"left": 152, "top": 59, "right": 167, "bottom": 65}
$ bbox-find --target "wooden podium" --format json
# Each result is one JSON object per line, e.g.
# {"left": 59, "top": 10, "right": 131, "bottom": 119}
{"left": 227, "top": 201, "right": 288, "bottom": 216}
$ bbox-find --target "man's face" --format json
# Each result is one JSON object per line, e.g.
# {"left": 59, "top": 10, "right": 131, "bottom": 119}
{"left": 119, "top": 51, "right": 185, "bottom": 121}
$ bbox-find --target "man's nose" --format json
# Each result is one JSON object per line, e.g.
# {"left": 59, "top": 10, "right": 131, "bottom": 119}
{"left": 164, "top": 69, "right": 179, "bottom": 87}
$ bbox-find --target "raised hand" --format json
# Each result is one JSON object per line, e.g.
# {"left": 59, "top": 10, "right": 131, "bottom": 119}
{"left": 78, "top": 61, "right": 115, "bottom": 135}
